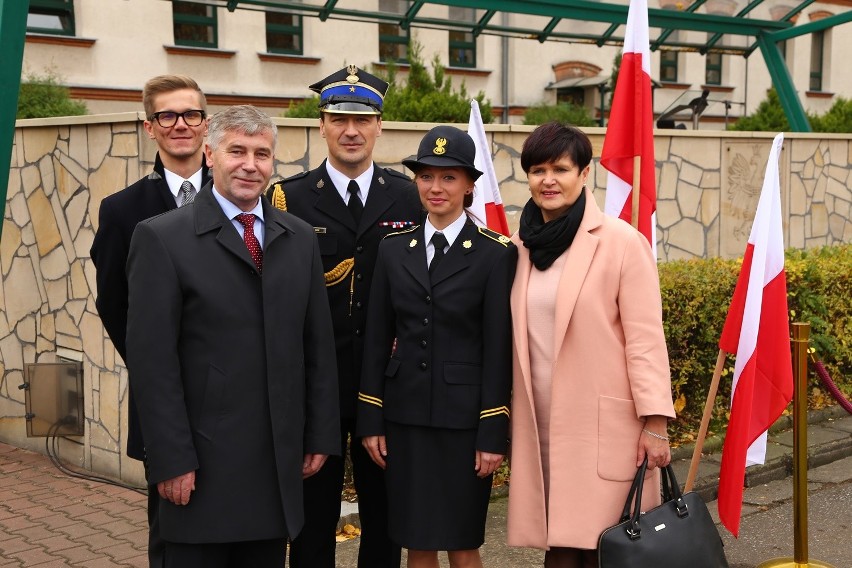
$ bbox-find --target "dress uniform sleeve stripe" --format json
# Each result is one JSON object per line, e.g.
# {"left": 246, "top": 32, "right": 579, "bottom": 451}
{"left": 480, "top": 406, "right": 510, "bottom": 419}
{"left": 358, "top": 393, "right": 383, "bottom": 408}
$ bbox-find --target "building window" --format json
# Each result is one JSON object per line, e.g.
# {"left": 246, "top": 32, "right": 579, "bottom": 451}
{"left": 705, "top": 52, "right": 723, "bottom": 85}
{"left": 379, "top": 0, "right": 410, "bottom": 63}
{"left": 27, "top": 0, "right": 75, "bottom": 36}
{"left": 173, "top": 1, "right": 217, "bottom": 48}
{"left": 810, "top": 30, "right": 824, "bottom": 91}
{"left": 660, "top": 50, "right": 678, "bottom": 82}
{"left": 557, "top": 88, "right": 585, "bottom": 107}
{"left": 448, "top": 7, "right": 476, "bottom": 68}
{"left": 266, "top": 12, "right": 302, "bottom": 55}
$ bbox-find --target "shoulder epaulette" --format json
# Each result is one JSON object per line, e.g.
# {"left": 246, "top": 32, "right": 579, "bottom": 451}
{"left": 383, "top": 225, "right": 419, "bottom": 239}
{"left": 269, "top": 182, "right": 287, "bottom": 212}
{"left": 382, "top": 167, "right": 413, "bottom": 181}
{"left": 478, "top": 226, "right": 512, "bottom": 246}
{"left": 283, "top": 170, "right": 310, "bottom": 183}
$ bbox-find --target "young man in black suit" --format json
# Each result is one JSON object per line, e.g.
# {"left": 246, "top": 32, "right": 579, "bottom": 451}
{"left": 126, "top": 105, "right": 339, "bottom": 567}
{"left": 267, "top": 66, "right": 422, "bottom": 568}
{"left": 90, "top": 74, "right": 211, "bottom": 567}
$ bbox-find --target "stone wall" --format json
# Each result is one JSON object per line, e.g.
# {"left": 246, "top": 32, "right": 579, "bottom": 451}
{"left": 2, "top": 114, "right": 850, "bottom": 483}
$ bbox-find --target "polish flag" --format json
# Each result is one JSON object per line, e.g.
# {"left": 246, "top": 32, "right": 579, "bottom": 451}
{"left": 468, "top": 100, "right": 510, "bottom": 236}
{"left": 601, "top": 0, "right": 657, "bottom": 254}
{"left": 717, "top": 133, "right": 793, "bottom": 537}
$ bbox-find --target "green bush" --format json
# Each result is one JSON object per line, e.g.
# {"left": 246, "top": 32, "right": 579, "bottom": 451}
{"left": 729, "top": 88, "right": 791, "bottom": 132}
{"left": 660, "top": 244, "right": 851, "bottom": 442}
{"left": 283, "top": 95, "right": 321, "bottom": 119}
{"left": 808, "top": 97, "right": 852, "bottom": 133}
{"left": 522, "top": 102, "right": 597, "bottom": 126}
{"left": 17, "top": 70, "right": 87, "bottom": 119}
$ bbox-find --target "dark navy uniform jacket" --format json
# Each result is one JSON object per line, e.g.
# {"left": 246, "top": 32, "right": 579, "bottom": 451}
{"left": 267, "top": 160, "right": 422, "bottom": 420}
{"left": 356, "top": 220, "right": 517, "bottom": 454}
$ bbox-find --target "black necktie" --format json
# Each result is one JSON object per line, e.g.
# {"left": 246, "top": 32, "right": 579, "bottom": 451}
{"left": 429, "top": 232, "right": 448, "bottom": 276}
{"left": 347, "top": 180, "right": 363, "bottom": 224}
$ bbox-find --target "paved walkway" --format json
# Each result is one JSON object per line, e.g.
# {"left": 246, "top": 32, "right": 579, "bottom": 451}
{"left": 1, "top": 408, "right": 850, "bottom": 567}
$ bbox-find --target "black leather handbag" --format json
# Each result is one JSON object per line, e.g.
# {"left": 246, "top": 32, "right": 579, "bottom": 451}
{"left": 598, "top": 458, "right": 729, "bottom": 568}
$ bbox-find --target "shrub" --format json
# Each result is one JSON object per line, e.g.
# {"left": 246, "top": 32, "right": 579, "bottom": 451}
{"left": 17, "top": 70, "right": 87, "bottom": 119}
{"left": 522, "top": 102, "right": 597, "bottom": 126}
{"left": 283, "top": 95, "right": 321, "bottom": 119}
{"left": 660, "top": 244, "right": 852, "bottom": 443}
{"left": 808, "top": 97, "right": 852, "bottom": 133}
{"left": 729, "top": 88, "right": 790, "bottom": 132}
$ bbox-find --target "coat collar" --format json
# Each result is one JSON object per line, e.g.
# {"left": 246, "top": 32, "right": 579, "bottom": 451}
{"left": 400, "top": 219, "right": 478, "bottom": 292}
{"left": 311, "top": 160, "right": 399, "bottom": 236}
{"left": 193, "top": 180, "right": 296, "bottom": 273}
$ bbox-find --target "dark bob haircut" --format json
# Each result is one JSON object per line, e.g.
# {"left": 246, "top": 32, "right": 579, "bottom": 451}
{"left": 520, "top": 121, "right": 593, "bottom": 174}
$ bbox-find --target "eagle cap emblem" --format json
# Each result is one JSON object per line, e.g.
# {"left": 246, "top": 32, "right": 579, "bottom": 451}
{"left": 433, "top": 137, "right": 447, "bottom": 155}
{"left": 346, "top": 65, "right": 359, "bottom": 84}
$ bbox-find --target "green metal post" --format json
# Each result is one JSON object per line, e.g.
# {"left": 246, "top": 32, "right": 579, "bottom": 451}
{"left": 755, "top": 33, "right": 811, "bottom": 132}
{"left": 0, "top": 0, "right": 30, "bottom": 242}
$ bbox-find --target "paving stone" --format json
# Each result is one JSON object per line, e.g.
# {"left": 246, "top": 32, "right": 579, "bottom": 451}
{"left": 52, "top": 544, "right": 105, "bottom": 564}
{"left": 807, "top": 455, "right": 852, "bottom": 484}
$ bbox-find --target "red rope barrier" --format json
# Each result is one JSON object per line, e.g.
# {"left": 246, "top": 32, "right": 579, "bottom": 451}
{"left": 810, "top": 356, "right": 852, "bottom": 415}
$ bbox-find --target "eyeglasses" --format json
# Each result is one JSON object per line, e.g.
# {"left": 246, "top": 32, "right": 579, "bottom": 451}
{"left": 148, "top": 109, "right": 206, "bottom": 128}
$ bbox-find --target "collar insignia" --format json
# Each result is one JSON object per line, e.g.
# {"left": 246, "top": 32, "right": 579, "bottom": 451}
{"left": 409, "top": 238, "right": 418, "bottom": 248}
{"left": 316, "top": 179, "right": 324, "bottom": 189}
{"left": 462, "top": 240, "right": 472, "bottom": 249}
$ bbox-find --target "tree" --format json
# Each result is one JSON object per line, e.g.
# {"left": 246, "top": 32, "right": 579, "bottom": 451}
{"left": 17, "top": 70, "right": 87, "bottom": 119}
{"left": 809, "top": 97, "right": 852, "bottom": 133}
{"left": 522, "top": 102, "right": 596, "bottom": 126}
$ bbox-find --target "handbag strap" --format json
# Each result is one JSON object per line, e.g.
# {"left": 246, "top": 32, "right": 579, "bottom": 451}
{"left": 661, "top": 464, "right": 690, "bottom": 518}
{"left": 622, "top": 457, "right": 648, "bottom": 537}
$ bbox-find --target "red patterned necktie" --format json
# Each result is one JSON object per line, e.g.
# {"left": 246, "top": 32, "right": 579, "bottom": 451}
{"left": 235, "top": 213, "right": 263, "bottom": 272}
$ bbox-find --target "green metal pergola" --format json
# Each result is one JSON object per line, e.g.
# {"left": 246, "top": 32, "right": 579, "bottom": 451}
{"left": 3, "top": 0, "right": 852, "bottom": 237}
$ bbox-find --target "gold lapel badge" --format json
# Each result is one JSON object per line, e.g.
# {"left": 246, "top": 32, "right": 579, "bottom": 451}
{"left": 498, "top": 235, "right": 510, "bottom": 244}
{"left": 462, "top": 240, "right": 472, "bottom": 249}
{"left": 409, "top": 239, "right": 418, "bottom": 248}
{"left": 316, "top": 179, "right": 325, "bottom": 189}
{"left": 433, "top": 137, "right": 447, "bottom": 155}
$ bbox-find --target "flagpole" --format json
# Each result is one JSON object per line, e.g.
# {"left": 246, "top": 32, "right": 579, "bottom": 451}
{"left": 631, "top": 155, "right": 641, "bottom": 230}
{"left": 685, "top": 348, "right": 727, "bottom": 492}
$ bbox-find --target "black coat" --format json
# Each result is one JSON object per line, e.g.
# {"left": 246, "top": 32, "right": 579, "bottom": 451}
{"left": 125, "top": 184, "right": 340, "bottom": 543}
{"left": 267, "top": 161, "right": 422, "bottom": 419}
{"left": 89, "top": 153, "right": 211, "bottom": 460}
{"left": 356, "top": 220, "right": 517, "bottom": 454}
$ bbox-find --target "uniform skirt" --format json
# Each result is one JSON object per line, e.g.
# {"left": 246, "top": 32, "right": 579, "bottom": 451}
{"left": 384, "top": 421, "right": 492, "bottom": 550}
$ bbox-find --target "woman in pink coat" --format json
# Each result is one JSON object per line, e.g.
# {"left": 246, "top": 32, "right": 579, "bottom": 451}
{"left": 506, "top": 122, "right": 676, "bottom": 568}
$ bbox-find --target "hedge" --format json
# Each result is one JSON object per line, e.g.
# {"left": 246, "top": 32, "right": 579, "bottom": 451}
{"left": 660, "top": 244, "right": 851, "bottom": 441}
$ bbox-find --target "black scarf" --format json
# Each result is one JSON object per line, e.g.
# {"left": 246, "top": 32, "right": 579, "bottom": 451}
{"left": 518, "top": 189, "right": 586, "bottom": 270}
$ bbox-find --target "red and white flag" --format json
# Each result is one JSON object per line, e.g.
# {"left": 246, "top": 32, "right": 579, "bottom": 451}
{"left": 717, "top": 133, "right": 793, "bottom": 537}
{"left": 468, "top": 100, "right": 510, "bottom": 236}
{"left": 601, "top": 0, "right": 657, "bottom": 254}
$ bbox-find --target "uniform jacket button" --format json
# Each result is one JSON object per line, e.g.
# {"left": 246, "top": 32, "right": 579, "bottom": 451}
{"left": 422, "top": 318, "right": 429, "bottom": 325}
{"left": 420, "top": 340, "right": 427, "bottom": 348}
{"left": 356, "top": 273, "right": 363, "bottom": 281}
{"left": 420, "top": 362, "right": 427, "bottom": 370}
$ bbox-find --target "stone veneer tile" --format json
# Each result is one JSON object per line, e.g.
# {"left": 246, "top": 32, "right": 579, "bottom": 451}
{"left": 828, "top": 213, "right": 847, "bottom": 241}
{"left": 111, "top": 133, "right": 138, "bottom": 158}
{"left": 802, "top": 159, "right": 814, "bottom": 179}
{"left": 668, "top": 218, "right": 705, "bottom": 257}
{"left": 275, "top": 126, "right": 308, "bottom": 163}
{"left": 9, "top": 192, "right": 29, "bottom": 227}
{"left": 90, "top": 445, "right": 121, "bottom": 481}
{"left": 38, "top": 155, "right": 56, "bottom": 198}
{"left": 81, "top": 312, "right": 104, "bottom": 368}
{"left": 49, "top": 192, "right": 76, "bottom": 264}
{"left": 680, "top": 161, "right": 703, "bottom": 186}
{"left": 20, "top": 224, "right": 35, "bottom": 247}
{"left": 44, "top": 279, "right": 68, "bottom": 313}
{"left": 16, "top": 316, "right": 36, "bottom": 343}
{"left": 825, "top": 176, "right": 851, "bottom": 201}
{"left": 656, "top": 200, "right": 680, "bottom": 229}
{"left": 87, "top": 157, "right": 128, "bottom": 234}
{"left": 22, "top": 127, "right": 59, "bottom": 164}
{"left": 790, "top": 176, "right": 808, "bottom": 215}
{"left": 5, "top": 257, "right": 42, "bottom": 327}
{"left": 805, "top": 236, "right": 827, "bottom": 248}
{"left": 40, "top": 312, "right": 56, "bottom": 342}
{"left": 74, "top": 227, "right": 95, "bottom": 261}
{"left": 57, "top": 138, "right": 69, "bottom": 156}
{"left": 112, "top": 121, "right": 138, "bottom": 134}
{"left": 67, "top": 299, "right": 86, "bottom": 326}
{"left": 700, "top": 170, "right": 720, "bottom": 189}
{"left": 55, "top": 332, "right": 82, "bottom": 352}
{"left": 1, "top": 220, "right": 22, "bottom": 276}
{"left": 87, "top": 125, "right": 112, "bottom": 170}
{"left": 65, "top": 192, "right": 88, "bottom": 241}
{"left": 706, "top": 218, "right": 719, "bottom": 258}
{"left": 69, "top": 126, "right": 89, "bottom": 170}
{"left": 0, "top": 334, "right": 23, "bottom": 371}
{"left": 55, "top": 154, "right": 88, "bottom": 206}
{"left": 700, "top": 189, "right": 720, "bottom": 227}
{"left": 814, "top": 148, "right": 825, "bottom": 167}
{"left": 92, "top": 388, "right": 100, "bottom": 422}
{"left": 813, "top": 175, "right": 827, "bottom": 202}
{"left": 54, "top": 310, "right": 77, "bottom": 337}
{"left": 658, "top": 162, "right": 679, "bottom": 200}
{"left": 104, "top": 338, "right": 115, "bottom": 371}
{"left": 39, "top": 246, "right": 71, "bottom": 281}
{"left": 21, "top": 164, "right": 40, "bottom": 196}
{"left": 70, "top": 261, "right": 88, "bottom": 300}
{"left": 98, "top": 369, "right": 119, "bottom": 435}
{"left": 676, "top": 182, "right": 702, "bottom": 219}
{"left": 7, "top": 168, "right": 21, "bottom": 200}
{"left": 811, "top": 203, "right": 828, "bottom": 236}
{"left": 36, "top": 336, "right": 52, "bottom": 356}
{"left": 803, "top": 177, "right": 816, "bottom": 197}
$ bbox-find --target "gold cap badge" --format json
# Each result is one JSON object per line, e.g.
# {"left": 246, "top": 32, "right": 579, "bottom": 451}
{"left": 346, "top": 65, "right": 359, "bottom": 84}
{"left": 433, "top": 137, "right": 447, "bottom": 155}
